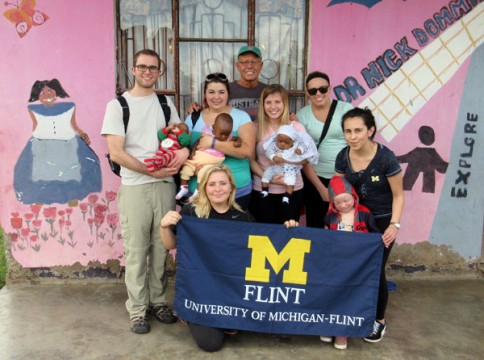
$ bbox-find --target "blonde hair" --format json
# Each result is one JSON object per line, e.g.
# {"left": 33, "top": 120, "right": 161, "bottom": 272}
{"left": 256, "top": 84, "right": 291, "bottom": 141}
{"left": 192, "top": 165, "right": 243, "bottom": 218}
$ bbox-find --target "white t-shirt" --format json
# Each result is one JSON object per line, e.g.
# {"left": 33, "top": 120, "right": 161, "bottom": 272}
{"left": 101, "top": 92, "right": 180, "bottom": 185}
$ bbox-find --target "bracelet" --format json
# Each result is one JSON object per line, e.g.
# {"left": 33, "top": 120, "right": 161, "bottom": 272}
{"left": 211, "top": 137, "right": 216, "bottom": 149}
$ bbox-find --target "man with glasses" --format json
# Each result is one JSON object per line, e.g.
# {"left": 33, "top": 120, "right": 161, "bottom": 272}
{"left": 189, "top": 45, "right": 266, "bottom": 121}
{"left": 101, "top": 49, "right": 189, "bottom": 334}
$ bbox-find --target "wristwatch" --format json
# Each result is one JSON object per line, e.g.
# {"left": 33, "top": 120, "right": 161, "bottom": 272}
{"left": 390, "top": 222, "right": 401, "bottom": 229}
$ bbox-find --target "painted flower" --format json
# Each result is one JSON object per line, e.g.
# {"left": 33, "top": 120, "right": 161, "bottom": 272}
{"left": 94, "top": 204, "right": 108, "bottom": 216}
{"left": 105, "top": 191, "right": 117, "bottom": 202}
{"left": 87, "top": 217, "right": 94, "bottom": 235}
{"left": 30, "top": 204, "right": 42, "bottom": 218}
{"left": 32, "top": 220, "right": 42, "bottom": 228}
{"left": 30, "top": 235, "right": 39, "bottom": 242}
{"left": 24, "top": 213, "right": 34, "bottom": 221}
{"left": 43, "top": 207, "right": 57, "bottom": 219}
{"left": 21, "top": 228, "right": 30, "bottom": 237}
{"left": 11, "top": 217, "right": 22, "bottom": 229}
{"left": 107, "top": 213, "right": 119, "bottom": 240}
{"left": 107, "top": 213, "right": 119, "bottom": 228}
{"left": 79, "top": 202, "right": 89, "bottom": 220}
{"left": 94, "top": 213, "right": 105, "bottom": 227}
{"left": 87, "top": 194, "right": 99, "bottom": 205}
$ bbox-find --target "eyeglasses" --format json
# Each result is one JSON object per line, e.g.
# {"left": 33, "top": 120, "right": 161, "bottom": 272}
{"left": 307, "top": 86, "right": 329, "bottom": 96}
{"left": 238, "top": 60, "right": 262, "bottom": 66}
{"left": 206, "top": 73, "right": 228, "bottom": 82}
{"left": 135, "top": 64, "right": 160, "bottom": 73}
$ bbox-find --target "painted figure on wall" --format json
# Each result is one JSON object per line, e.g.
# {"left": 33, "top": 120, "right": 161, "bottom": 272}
{"left": 14, "top": 78, "right": 102, "bottom": 205}
{"left": 397, "top": 126, "right": 448, "bottom": 193}
{"left": 3, "top": 0, "right": 49, "bottom": 38}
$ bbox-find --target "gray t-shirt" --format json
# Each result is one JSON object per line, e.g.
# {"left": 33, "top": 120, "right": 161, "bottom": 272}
{"left": 229, "top": 81, "right": 267, "bottom": 121}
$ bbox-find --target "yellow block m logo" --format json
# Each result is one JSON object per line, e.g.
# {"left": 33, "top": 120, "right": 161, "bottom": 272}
{"left": 245, "top": 236, "right": 311, "bottom": 285}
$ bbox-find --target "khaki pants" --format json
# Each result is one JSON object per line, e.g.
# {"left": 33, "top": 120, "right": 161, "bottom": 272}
{"left": 118, "top": 181, "right": 175, "bottom": 318}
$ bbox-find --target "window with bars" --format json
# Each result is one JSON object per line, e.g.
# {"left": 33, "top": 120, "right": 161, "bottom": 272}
{"left": 116, "top": 0, "right": 308, "bottom": 114}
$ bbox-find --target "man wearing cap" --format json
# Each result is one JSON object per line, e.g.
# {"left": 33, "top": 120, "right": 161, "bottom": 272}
{"left": 188, "top": 45, "right": 266, "bottom": 121}
{"left": 229, "top": 45, "right": 266, "bottom": 120}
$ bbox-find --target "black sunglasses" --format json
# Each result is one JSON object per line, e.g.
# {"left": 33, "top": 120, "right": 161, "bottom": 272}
{"left": 206, "top": 73, "right": 228, "bottom": 82}
{"left": 307, "top": 86, "right": 329, "bottom": 96}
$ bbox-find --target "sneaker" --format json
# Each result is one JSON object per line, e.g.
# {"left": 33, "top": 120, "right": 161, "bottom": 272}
{"left": 148, "top": 305, "right": 177, "bottom": 324}
{"left": 130, "top": 316, "right": 150, "bottom": 334}
{"left": 364, "top": 321, "right": 386, "bottom": 343}
{"left": 260, "top": 190, "right": 269, "bottom": 198}
{"left": 319, "top": 336, "right": 332, "bottom": 343}
{"left": 334, "top": 336, "right": 347, "bottom": 350}
{"left": 282, "top": 192, "right": 291, "bottom": 204}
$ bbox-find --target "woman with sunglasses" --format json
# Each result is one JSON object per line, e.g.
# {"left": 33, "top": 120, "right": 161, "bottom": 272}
{"left": 183, "top": 73, "right": 256, "bottom": 209}
{"left": 297, "top": 71, "right": 354, "bottom": 228}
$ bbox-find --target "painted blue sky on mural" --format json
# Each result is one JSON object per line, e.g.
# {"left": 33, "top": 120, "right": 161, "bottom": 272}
{"left": 328, "top": 0, "right": 383, "bottom": 8}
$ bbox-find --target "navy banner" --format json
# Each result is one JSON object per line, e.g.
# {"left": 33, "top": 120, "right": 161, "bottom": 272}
{"left": 174, "top": 217, "right": 383, "bottom": 336}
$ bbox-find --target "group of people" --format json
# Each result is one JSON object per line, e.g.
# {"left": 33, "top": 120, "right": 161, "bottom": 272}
{"left": 101, "top": 45, "right": 404, "bottom": 352}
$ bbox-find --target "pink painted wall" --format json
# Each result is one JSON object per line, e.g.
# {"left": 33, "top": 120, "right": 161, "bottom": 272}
{"left": 309, "top": 0, "right": 483, "bottom": 259}
{"left": 0, "top": 0, "right": 482, "bottom": 269}
{"left": 0, "top": 0, "right": 123, "bottom": 267}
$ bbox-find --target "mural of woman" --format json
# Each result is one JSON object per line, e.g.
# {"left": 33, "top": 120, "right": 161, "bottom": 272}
{"left": 14, "top": 78, "right": 102, "bottom": 205}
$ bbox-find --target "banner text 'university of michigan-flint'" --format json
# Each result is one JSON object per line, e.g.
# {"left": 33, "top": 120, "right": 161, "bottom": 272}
{"left": 174, "top": 217, "right": 383, "bottom": 336}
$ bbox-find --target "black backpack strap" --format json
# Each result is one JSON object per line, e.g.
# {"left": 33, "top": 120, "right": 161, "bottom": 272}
{"left": 317, "top": 100, "right": 338, "bottom": 149}
{"left": 156, "top": 93, "right": 171, "bottom": 127}
{"left": 191, "top": 110, "right": 201, "bottom": 128}
{"left": 116, "top": 95, "right": 130, "bottom": 133}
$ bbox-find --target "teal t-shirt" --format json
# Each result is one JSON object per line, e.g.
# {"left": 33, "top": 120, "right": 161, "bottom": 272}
{"left": 297, "top": 100, "right": 353, "bottom": 178}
